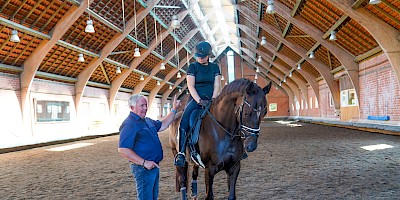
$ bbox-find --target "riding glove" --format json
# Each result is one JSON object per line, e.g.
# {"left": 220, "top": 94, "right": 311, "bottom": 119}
{"left": 198, "top": 99, "right": 209, "bottom": 107}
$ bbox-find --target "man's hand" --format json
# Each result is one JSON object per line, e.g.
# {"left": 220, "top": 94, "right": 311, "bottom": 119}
{"left": 172, "top": 94, "right": 181, "bottom": 110}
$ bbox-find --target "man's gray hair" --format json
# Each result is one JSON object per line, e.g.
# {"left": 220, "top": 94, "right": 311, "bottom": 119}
{"left": 128, "top": 94, "right": 145, "bottom": 107}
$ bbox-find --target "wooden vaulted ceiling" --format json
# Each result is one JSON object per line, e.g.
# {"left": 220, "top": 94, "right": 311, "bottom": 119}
{"left": 0, "top": 0, "right": 399, "bottom": 102}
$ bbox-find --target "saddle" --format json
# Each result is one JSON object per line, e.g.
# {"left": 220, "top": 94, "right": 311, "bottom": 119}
{"left": 186, "top": 101, "right": 212, "bottom": 168}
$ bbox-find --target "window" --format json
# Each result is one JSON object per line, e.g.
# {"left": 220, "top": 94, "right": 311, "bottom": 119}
{"left": 227, "top": 50, "right": 235, "bottom": 83}
{"left": 328, "top": 92, "right": 333, "bottom": 107}
{"left": 315, "top": 97, "right": 319, "bottom": 108}
{"left": 36, "top": 101, "right": 70, "bottom": 122}
{"left": 309, "top": 97, "right": 313, "bottom": 109}
{"left": 340, "top": 89, "right": 357, "bottom": 107}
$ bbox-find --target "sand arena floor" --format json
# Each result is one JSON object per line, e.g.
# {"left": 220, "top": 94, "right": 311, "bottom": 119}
{"left": 1, "top": 121, "right": 399, "bottom": 199}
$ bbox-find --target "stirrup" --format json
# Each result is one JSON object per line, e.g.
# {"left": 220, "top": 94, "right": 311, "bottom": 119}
{"left": 190, "top": 152, "right": 205, "bottom": 168}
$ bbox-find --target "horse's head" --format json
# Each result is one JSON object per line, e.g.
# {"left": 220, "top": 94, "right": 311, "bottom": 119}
{"left": 236, "top": 81, "right": 272, "bottom": 152}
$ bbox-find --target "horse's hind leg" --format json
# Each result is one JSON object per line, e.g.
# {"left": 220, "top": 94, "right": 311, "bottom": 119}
{"left": 191, "top": 165, "right": 199, "bottom": 199}
{"left": 226, "top": 162, "right": 241, "bottom": 200}
{"left": 205, "top": 167, "right": 217, "bottom": 200}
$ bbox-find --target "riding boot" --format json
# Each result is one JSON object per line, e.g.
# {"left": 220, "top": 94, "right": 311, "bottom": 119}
{"left": 174, "top": 128, "right": 187, "bottom": 167}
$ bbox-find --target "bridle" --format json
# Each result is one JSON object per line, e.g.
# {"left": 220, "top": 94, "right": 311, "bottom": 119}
{"left": 206, "top": 91, "right": 265, "bottom": 139}
{"left": 235, "top": 94, "right": 264, "bottom": 139}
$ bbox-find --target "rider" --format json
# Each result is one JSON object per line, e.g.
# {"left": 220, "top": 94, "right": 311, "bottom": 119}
{"left": 174, "top": 41, "right": 221, "bottom": 167}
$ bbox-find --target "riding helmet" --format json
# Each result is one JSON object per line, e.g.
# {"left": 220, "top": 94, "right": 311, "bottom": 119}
{"left": 195, "top": 41, "right": 212, "bottom": 58}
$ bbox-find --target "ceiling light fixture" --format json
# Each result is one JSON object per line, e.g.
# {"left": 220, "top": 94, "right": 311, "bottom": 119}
{"left": 329, "top": 31, "right": 337, "bottom": 41}
{"left": 133, "top": 0, "right": 140, "bottom": 57}
{"left": 266, "top": 0, "right": 276, "bottom": 14}
{"left": 255, "top": 74, "right": 258, "bottom": 80}
{"left": 279, "top": 81, "right": 282, "bottom": 86}
{"left": 116, "top": 66, "right": 121, "bottom": 74}
{"left": 289, "top": 70, "right": 292, "bottom": 77}
{"left": 160, "top": 62, "right": 165, "bottom": 70}
{"left": 221, "top": 75, "right": 225, "bottom": 80}
{"left": 139, "top": 75, "right": 144, "bottom": 81}
{"left": 134, "top": 47, "right": 141, "bottom": 57}
{"left": 157, "top": 80, "right": 160, "bottom": 86}
{"left": 177, "top": 71, "right": 181, "bottom": 78}
{"left": 171, "top": 15, "right": 180, "bottom": 29}
{"left": 257, "top": 55, "right": 262, "bottom": 63}
{"left": 283, "top": 76, "right": 286, "bottom": 82}
{"left": 10, "top": 30, "right": 20, "bottom": 42}
{"left": 78, "top": 53, "right": 85, "bottom": 62}
{"left": 256, "top": 67, "right": 260, "bottom": 73}
{"left": 260, "top": 36, "right": 266, "bottom": 45}
{"left": 254, "top": 79, "right": 257, "bottom": 83}
{"left": 309, "top": 51, "right": 315, "bottom": 59}
{"left": 297, "top": 63, "right": 301, "bottom": 70}
{"left": 179, "top": 88, "right": 182, "bottom": 93}
{"left": 369, "top": 0, "right": 381, "bottom": 4}
{"left": 85, "top": 0, "right": 95, "bottom": 33}
{"left": 169, "top": 85, "right": 172, "bottom": 90}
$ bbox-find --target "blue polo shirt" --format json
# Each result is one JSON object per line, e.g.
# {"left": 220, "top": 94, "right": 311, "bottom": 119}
{"left": 119, "top": 112, "right": 163, "bottom": 164}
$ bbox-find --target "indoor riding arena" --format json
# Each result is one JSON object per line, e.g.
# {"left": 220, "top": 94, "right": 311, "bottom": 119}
{"left": 1, "top": 120, "right": 399, "bottom": 199}
{"left": 0, "top": 0, "right": 399, "bottom": 199}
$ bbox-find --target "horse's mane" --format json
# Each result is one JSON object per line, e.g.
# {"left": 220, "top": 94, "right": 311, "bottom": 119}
{"left": 213, "top": 78, "right": 252, "bottom": 105}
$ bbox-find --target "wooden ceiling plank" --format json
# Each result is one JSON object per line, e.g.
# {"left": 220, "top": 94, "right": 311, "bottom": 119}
{"left": 31, "top": 1, "right": 56, "bottom": 28}
{"left": 322, "top": 14, "right": 348, "bottom": 39}
{"left": 40, "top": 2, "right": 68, "bottom": 32}
{"left": 38, "top": 46, "right": 59, "bottom": 71}
{"left": 21, "top": 0, "right": 43, "bottom": 25}
{"left": 286, "top": 35, "right": 310, "bottom": 38}
{"left": 354, "top": 46, "right": 382, "bottom": 62}
{"left": 0, "top": 0, "right": 12, "bottom": 13}
{"left": 373, "top": 4, "right": 400, "bottom": 25}
{"left": 99, "top": 63, "right": 111, "bottom": 84}
{"left": 4, "top": 33, "right": 26, "bottom": 61}
{"left": 291, "top": 0, "right": 304, "bottom": 17}
{"left": 10, "top": 0, "right": 30, "bottom": 20}
{"left": 12, "top": 38, "right": 36, "bottom": 66}
{"left": 54, "top": 50, "right": 75, "bottom": 74}
{"left": 282, "top": 22, "right": 292, "bottom": 38}
{"left": 352, "top": 0, "right": 367, "bottom": 9}
{"left": 381, "top": 0, "right": 400, "bottom": 13}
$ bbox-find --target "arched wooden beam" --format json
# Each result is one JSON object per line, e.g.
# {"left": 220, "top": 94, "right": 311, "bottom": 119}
{"left": 147, "top": 53, "right": 194, "bottom": 108}
{"left": 133, "top": 28, "right": 199, "bottom": 94}
{"left": 20, "top": 0, "right": 92, "bottom": 120}
{"left": 242, "top": 54, "right": 301, "bottom": 104}
{"left": 74, "top": 0, "right": 160, "bottom": 113}
{"left": 239, "top": 36, "right": 311, "bottom": 104}
{"left": 107, "top": 10, "right": 190, "bottom": 111}
{"left": 268, "top": 0, "right": 360, "bottom": 103}
{"left": 236, "top": 4, "right": 340, "bottom": 110}
{"left": 326, "top": 0, "right": 400, "bottom": 94}
{"left": 237, "top": 22, "right": 318, "bottom": 103}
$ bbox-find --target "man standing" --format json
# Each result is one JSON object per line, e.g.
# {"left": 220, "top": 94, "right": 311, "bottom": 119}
{"left": 118, "top": 94, "right": 181, "bottom": 200}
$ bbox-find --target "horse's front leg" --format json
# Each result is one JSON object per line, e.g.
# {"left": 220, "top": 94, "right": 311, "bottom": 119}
{"left": 176, "top": 163, "right": 189, "bottom": 200}
{"left": 191, "top": 165, "right": 199, "bottom": 199}
{"left": 226, "top": 161, "right": 241, "bottom": 200}
{"left": 205, "top": 167, "right": 217, "bottom": 200}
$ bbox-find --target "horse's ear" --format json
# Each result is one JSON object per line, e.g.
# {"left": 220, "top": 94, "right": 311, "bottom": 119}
{"left": 263, "top": 82, "right": 272, "bottom": 94}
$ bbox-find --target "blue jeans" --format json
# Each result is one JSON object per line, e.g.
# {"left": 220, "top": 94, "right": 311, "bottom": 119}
{"left": 130, "top": 164, "right": 160, "bottom": 200}
{"left": 180, "top": 98, "right": 201, "bottom": 131}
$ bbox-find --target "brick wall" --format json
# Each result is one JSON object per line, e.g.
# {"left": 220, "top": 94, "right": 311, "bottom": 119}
{"left": 359, "top": 53, "right": 400, "bottom": 120}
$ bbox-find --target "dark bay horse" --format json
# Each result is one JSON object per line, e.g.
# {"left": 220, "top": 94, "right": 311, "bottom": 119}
{"left": 169, "top": 78, "right": 272, "bottom": 200}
